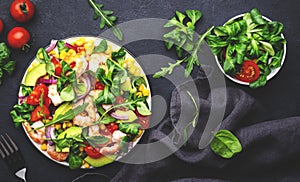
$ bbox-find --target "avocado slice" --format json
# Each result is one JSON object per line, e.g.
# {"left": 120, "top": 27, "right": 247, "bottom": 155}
{"left": 24, "top": 64, "right": 47, "bottom": 86}
{"left": 84, "top": 155, "right": 116, "bottom": 167}
{"left": 120, "top": 77, "right": 131, "bottom": 91}
{"left": 115, "top": 110, "right": 137, "bottom": 123}
{"left": 57, "top": 127, "right": 82, "bottom": 139}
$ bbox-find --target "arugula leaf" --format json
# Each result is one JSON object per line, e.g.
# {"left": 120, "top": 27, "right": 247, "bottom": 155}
{"left": 259, "top": 41, "right": 275, "bottom": 56}
{"left": 88, "top": 0, "right": 123, "bottom": 41}
{"left": 155, "top": 26, "right": 213, "bottom": 78}
{"left": 42, "top": 103, "right": 88, "bottom": 128}
{"left": 153, "top": 60, "right": 183, "bottom": 78}
{"left": 112, "top": 47, "right": 126, "bottom": 62}
{"left": 95, "top": 85, "right": 116, "bottom": 104}
{"left": 210, "top": 130, "right": 242, "bottom": 158}
{"left": 94, "top": 39, "right": 108, "bottom": 53}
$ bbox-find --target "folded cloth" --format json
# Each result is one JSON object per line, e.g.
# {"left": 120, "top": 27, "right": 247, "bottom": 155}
{"left": 112, "top": 78, "right": 300, "bottom": 182}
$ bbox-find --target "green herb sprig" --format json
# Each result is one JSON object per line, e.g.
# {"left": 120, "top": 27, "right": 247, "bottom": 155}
{"left": 0, "top": 42, "right": 15, "bottom": 85}
{"left": 88, "top": 0, "right": 123, "bottom": 41}
{"left": 183, "top": 91, "right": 199, "bottom": 146}
{"left": 154, "top": 26, "right": 214, "bottom": 78}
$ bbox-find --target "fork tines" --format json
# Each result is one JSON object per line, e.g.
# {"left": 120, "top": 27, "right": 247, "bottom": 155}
{"left": 0, "top": 133, "right": 25, "bottom": 174}
{"left": 0, "top": 133, "right": 19, "bottom": 159}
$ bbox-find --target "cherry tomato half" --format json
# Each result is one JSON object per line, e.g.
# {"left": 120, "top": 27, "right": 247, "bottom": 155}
{"left": 10, "top": 0, "right": 35, "bottom": 23}
{"left": 0, "top": 19, "right": 4, "bottom": 34}
{"left": 95, "top": 81, "right": 105, "bottom": 90}
{"left": 84, "top": 145, "right": 102, "bottom": 159}
{"left": 51, "top": 57, "right": 62, "bottom": 76}
{"left": 106, "top": 122, "right": 119, "bottom": 134}
{"left": 7, "top": 27, "right": 30, "bottom": 49}
{"left": 235, "top": 60, "right": 260, "bottom": 83}
{"left": 26, "top": 83, "right": 50, "bottom": 106}
{"left": 30, "top": 105, "right": 50, "bottom": 122}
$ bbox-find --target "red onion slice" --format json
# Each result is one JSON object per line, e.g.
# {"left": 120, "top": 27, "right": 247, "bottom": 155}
{"left": 46, "top": 40, "right": 58, "bottom": 53}
{"left": 111, "top": 112, "right": 129, "bottom": 120}
{"left": 45, "top": 126, "right": 56, "bottom": 146}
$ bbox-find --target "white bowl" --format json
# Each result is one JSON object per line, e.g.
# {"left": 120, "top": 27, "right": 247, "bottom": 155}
{"left": 215, "top": 14, "right": 287, "bottom": 85}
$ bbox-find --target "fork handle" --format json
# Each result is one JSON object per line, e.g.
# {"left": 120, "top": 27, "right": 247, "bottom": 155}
{"left": 15, "top": 168, "right": 27, "bottom": 182}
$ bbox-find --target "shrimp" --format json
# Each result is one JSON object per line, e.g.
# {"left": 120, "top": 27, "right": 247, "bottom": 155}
{"left": 23, "top": 121, "right": 45, "bottom": 144}
{"left": 100, "top": 143, "right": 120, "bottom": 155}
{"left": 47, "top": 144, "right": 69, "bottom": 162}
{"left": 99, "top": 130, "right": 126, "bottom": 155}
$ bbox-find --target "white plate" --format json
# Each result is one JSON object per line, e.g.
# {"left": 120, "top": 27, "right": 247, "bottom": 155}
{"left": 18, "top": 36, "right": 151, "bottom": 168}
{"left": 215, "top": 14, "right": 287, "bottom": 85}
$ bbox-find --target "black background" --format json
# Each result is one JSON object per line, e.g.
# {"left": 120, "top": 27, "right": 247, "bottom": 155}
{"left": 0, "top": 0, "right": 299, "bottom": 181}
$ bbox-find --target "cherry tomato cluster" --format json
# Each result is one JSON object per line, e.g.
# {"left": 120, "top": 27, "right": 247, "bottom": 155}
{"left": 26, "top": 83, "right": 52, "bottom": 122}
{"left": 0, "top": 0, "right": 35, "bottom": 50}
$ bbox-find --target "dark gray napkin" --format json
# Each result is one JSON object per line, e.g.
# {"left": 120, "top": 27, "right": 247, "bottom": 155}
{"left": 112, "top": 78, "right": 300, "bottom": 182}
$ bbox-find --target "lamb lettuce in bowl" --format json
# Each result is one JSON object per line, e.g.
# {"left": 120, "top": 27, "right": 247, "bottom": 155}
{"left": 206, "top": 8, "right": 286, "bottom": 88}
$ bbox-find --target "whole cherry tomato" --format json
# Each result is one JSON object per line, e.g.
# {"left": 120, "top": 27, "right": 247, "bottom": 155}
{"left": 7, "top": 27, "right": 30, "bottom": 49}
{"left": 51, "top": 57, "right": 62, "bottom": 76}
{"left": 84, "top": 145, "right": 102, "bottom": 159}
{"left": 30, "top": 105, "right": 50, "bottom": 122}
{"left": 0, "top": 19, "right": 3, "bottom": 34}
{"left": 10, "top": 0, "right": 35, "bottom": 23}
{"left": 235, "top": 60, "right": 260, "bottom": 83}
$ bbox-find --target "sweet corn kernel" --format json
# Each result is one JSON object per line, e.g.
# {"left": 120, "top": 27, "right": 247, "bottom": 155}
{"left": 138, "top": 84, "right": 146, "bottom": 91}
{"left": 125, "top": 58, "right": 134, "bottom": 64}
{"left": 79, "top": 146, "right": 84, "bottom": 152}
{"left": 142, "top": 89, "right": 149, "bottom": 97}
{"left": 49, "top": 50, "right": 59, "bottom": 58}
{"left": 55, "top": 124, "right": 61, "bottom": 130}
{"left": 84, "top": 40, "right": 94, "bottom": 55}
{"left": 59, "top": 51, "right": 67, "bottom": 60}
{"left": 66, "top": 122, "right": 73, "bottom": 128}
{"left": 136, "top": 92, "right": 143, "bottom": 98}
{"left": 68, "top": 49, "right": 77, "bottom": 56}
{"left": 83, "top": 162, "right": 90, "bottom": 168}
{"left": 62, "top": 122, "right": 67, "bottom": 129}
{"left": 74, "top": 38, "right": 86, "bottom": 46}
{"left": 41, "top": 143, "right": 47, "bottom": 151}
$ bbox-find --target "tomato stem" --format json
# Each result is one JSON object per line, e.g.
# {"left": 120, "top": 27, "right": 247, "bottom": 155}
{"left": 20, "top": 2, "right": 28, "bottom": 14}
{"left": 22, "top": 43, "right": 30, "bottom": 52}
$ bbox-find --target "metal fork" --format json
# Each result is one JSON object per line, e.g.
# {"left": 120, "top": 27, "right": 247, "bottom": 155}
{"left": 0, "top": 133, "right": 27, "bottom": 182}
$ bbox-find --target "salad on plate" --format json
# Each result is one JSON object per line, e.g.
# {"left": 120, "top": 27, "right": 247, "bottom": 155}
{"left": 10, "top": 36, "right": 151, "bottom": 169}
{"left": 206, "top": 8, "right": 286, "bottom": 88}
